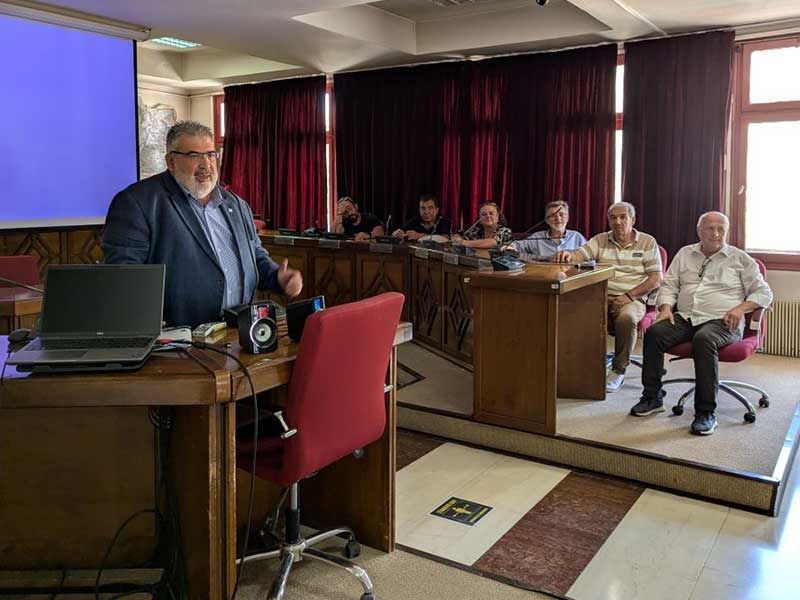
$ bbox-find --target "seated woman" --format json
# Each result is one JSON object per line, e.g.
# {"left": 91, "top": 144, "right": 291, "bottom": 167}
{"left": 508, "top": 200, "right": 586, "bottom": 259}
{"left": 452, "top": 202, "right": 512, "bottom": 249}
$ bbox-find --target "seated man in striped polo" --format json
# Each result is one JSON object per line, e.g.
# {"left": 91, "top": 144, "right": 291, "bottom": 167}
{"left": 554, "top": 202, "right": 663, "bottom": 393}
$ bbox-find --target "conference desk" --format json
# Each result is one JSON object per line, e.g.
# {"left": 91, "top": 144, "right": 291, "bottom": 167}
{"left": 260, "top": 234, "right": 493, "bottom": 366}
{"left": 259, "top": 235, "right": 614, "bottom": 434}
{"left": 0, "top": 322, "right": 412, "bottom": 599}
{"left": 468, "top": 261, "right": 614, "bottom": 434}
{"left": 0, "top": 287, "right": 41, "bottom": 334}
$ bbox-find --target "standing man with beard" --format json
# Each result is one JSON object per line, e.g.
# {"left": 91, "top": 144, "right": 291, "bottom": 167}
{"left": 102, "top": 121, "right": 302, "bottom": 327}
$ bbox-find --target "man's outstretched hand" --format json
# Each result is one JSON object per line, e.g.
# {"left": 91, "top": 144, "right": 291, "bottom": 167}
{"left": 278, "top": 259, "right": 303, "bottom": 298}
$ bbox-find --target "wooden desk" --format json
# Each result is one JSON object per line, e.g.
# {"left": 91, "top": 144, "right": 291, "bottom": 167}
{"left": 469, "top": 263, "right": 614, "bottom": 435}
{"left": 0, "top": 287, "right": 42, "bottom": 334}
{"left": 260, "top": 235, "right": 491, "bottom": 367}
{"left": 0, "top": 322, "right": 412, "bottom": 599}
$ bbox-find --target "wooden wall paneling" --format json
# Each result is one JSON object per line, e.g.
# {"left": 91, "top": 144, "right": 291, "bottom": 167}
{"left": 0, "top": 407, "right": 156, "bottom": 569}
{"left": 258, "top": 245, "right": 311, "bottom": 302}
{"left": 356, "top": 252, "right": 409, "bottom": 319}
{"left": 0, "top": 231, "right": 63, "bottom": 275}
{"left": 311, "top": 248, "right": 355, "bottom": 307}
{"left": 410, "top": 257, "right": 443, "bottom": 349}
{"left": 442, "top": 265, "right": 474, "bottom": 362}
{"left": 66, "top": 228, "right": 105, "bottom": 265}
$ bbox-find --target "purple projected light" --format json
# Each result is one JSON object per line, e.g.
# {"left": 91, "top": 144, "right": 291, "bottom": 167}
{"left": 0, "top": 14, "right": 137, "bottom": 228}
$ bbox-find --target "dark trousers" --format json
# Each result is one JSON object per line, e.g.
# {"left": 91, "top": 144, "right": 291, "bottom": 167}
{"left": 642, "top": 314, "right": 741, "bottom": 413}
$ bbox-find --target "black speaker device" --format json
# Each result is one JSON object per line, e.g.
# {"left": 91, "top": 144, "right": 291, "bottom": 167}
{"left": 237, "top": 301, "right": 279, "bottom": 354}
{"left": 286, "top": 296, "right": 325, "bottom": 342}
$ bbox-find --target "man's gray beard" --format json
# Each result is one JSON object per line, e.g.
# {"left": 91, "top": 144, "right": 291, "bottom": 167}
{"left": 174, "top": 171, "right": 217, "bottom": 200}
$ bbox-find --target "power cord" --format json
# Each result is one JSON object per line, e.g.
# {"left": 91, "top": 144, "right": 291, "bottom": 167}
{"left": 165, "top": 340, "right": 259, "bottom": 600}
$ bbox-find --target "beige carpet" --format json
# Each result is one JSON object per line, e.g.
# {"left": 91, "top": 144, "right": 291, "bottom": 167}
{"left": 397, "top": 344, "right": 472, "bottom": 415}
{"left": 237, "top": 541, "right": 559, "bottom": 600}
{"left": 398, "top": 342, "right": 800, "bottom": 476}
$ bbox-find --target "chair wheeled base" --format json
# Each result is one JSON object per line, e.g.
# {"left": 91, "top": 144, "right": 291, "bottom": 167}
{"left": 662, "top": 377, "right": 770, "bottom": 423}
{"left": 237, "top": 483, "right": 376, "bottom": 600}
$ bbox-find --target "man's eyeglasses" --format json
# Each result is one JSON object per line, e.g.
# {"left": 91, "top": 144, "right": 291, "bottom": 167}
{"left": 170, "top": 150, "right": 220, "bottom": 162}
{"left": 699, "top": 257, "right": 712, "bottom": 279}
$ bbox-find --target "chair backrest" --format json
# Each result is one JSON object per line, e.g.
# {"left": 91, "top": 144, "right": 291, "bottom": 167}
{"left": 0, "top": 255, "right": 41, "bottom": 287}
{"left": 279, "top": 292, "right": 404, "bottom": 483}
{"left": 744, "top": 258, "right": 768, "bottom": 346}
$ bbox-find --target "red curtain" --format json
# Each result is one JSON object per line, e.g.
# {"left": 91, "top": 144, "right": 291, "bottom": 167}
{"left": 334, "top": 46, "right": 617, "bottom": 234}
{"left": 221, "top": 76, "right": 327, "bottom": 231}
{"left": 622, "top": 31, "right": 735, "bottom": 259}
{"left": 333, "top": 63, "right": 458, "bottom": 230}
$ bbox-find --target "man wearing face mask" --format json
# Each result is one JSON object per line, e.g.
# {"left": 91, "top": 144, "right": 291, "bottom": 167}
{"left": 630, "top": 212, "right": 772, "bottom": 436}
{"left": 102, "top": 121, "right": 303, "bottom": 328}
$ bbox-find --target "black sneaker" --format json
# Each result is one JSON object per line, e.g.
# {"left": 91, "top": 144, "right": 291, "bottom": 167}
{"left": 630, "top": 398, "right": 665, "bottom": 417}
{"left": 690, "top": 412, "right": 717, "bottom": 435}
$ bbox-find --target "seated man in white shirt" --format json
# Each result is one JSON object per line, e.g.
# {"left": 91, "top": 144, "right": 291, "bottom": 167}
{"left": 630, "top": 212, "right": 773, "bottom": 436}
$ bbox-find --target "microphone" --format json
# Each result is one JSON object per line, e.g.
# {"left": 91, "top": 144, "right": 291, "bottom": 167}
{"left": 385, "top": 214, "right": 392, "bottom": 233}
{"left": 425, "top": 216, "right": 442, "bottom": 241}
{"left": 460, "top": 217, "right": 481, "bottom": 237}
{"left": 0, "top": 277, "right": 43, "bottom": 294}
{"left": 520, "top": 217, "right": 548, "bottom": 237}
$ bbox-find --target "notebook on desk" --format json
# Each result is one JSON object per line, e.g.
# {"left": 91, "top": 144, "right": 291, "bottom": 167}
{"left": 7, "top": 264, "right": 165, "bottom": 373}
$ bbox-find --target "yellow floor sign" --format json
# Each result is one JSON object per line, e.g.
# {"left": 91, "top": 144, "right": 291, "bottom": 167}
{"left": 431, "top": 497, "right": 492, "bottom": 526}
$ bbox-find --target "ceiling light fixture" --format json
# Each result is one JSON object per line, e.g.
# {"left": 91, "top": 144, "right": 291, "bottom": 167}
{"left": 150, "top": 36, "right": 202, "bottom": 49}
{"left": 0, "top": 1, "right": 150, "bottom": 40}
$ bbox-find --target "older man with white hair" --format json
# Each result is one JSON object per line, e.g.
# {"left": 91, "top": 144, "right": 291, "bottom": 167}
{"left": 630, "top": 211, "right": 773, "bottom": 436}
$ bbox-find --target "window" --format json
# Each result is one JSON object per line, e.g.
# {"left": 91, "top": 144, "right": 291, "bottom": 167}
{"left": 732, "top": 37, "right": 800, "bottom": 270}
{"left": 213, "top": 94, "right": 225, "bottom": 151}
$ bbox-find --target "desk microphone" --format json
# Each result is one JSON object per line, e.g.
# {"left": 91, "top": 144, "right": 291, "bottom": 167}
{"left": 0, "top": 277, "right": 43, "bottom": 294}
{"left": 459, "top": 217, "right": 481, "bottom": 238}
{"left": 385, "top": 214, "right": 392, "bottom": 233}
{"left": 520, "top": 217, "right": 548, "bottom": 237}
{"left": 425, "top": 216, "right": 442, "bottom": 240}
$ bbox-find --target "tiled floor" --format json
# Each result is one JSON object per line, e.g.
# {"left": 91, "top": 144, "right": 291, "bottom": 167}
{"left": 396, "top": 430, "right": 800, "bottom": 600}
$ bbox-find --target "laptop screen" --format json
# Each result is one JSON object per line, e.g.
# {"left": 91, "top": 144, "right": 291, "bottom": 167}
{"left": 40, "top": 265, "right": 165, "bottom": 337}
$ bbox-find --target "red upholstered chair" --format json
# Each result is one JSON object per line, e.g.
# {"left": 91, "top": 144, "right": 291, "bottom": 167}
{"left": 607, "top": 245, "right": 668, "bottom": 369}
{"left": 664, "top": 259, "right": 769, "bottom": 423}
{"left": 236, "top": 292, "right": 404, "bottom": 600}
{"left": 253, "top": 219, "right": 267, "bottom": 231}
{"left": 0, "top": 255, "right": 41, "bottom": 287}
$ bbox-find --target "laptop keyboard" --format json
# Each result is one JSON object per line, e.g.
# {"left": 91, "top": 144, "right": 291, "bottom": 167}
{"left": 40, "top": 337, "right": 153, "bottom": 350}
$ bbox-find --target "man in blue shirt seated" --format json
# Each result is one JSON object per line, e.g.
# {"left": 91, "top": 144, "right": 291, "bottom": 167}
{"left": 392, "top": 193, "right": 453, "bottom": 241}
{"left": 507, "top": 200, "right": 586, "bottom": 259}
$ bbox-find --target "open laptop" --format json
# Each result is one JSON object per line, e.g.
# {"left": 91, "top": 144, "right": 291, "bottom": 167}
{"left": 7, "top": 264, "right": 165, "bottom": 373}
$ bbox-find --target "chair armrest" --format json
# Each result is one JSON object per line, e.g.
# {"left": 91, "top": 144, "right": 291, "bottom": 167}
{"left": 749, "top": 307, "right": 765, "bottom": 331}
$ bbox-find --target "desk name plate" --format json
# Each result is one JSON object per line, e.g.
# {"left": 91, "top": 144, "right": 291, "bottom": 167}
{"left": 443, "top": 253, "right": 459, "bottom": 266}
{"left": 370, "top": 243, "right": 394, "bottom": 254}
{"left": 318, "top": 239, "right": 341, "bottom": 249}
{"left": 414, "top": 248, "right": 430, "bottom": 260}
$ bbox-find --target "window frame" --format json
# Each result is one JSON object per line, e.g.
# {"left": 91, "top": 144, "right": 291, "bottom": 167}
{"left": 730, "top": 36, "right": 800, "bottom": 271}
{"left": 213, "top": 94, "right": 225, "bottom": 149}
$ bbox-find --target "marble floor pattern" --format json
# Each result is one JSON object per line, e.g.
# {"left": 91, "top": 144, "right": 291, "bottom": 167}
{"left": 396, "top": 429, "right": 800, "bottom": 600}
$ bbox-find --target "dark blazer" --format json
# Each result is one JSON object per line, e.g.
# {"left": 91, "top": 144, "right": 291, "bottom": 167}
{"left": 101, "top": 171, "right": 282, "bottom": 327}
